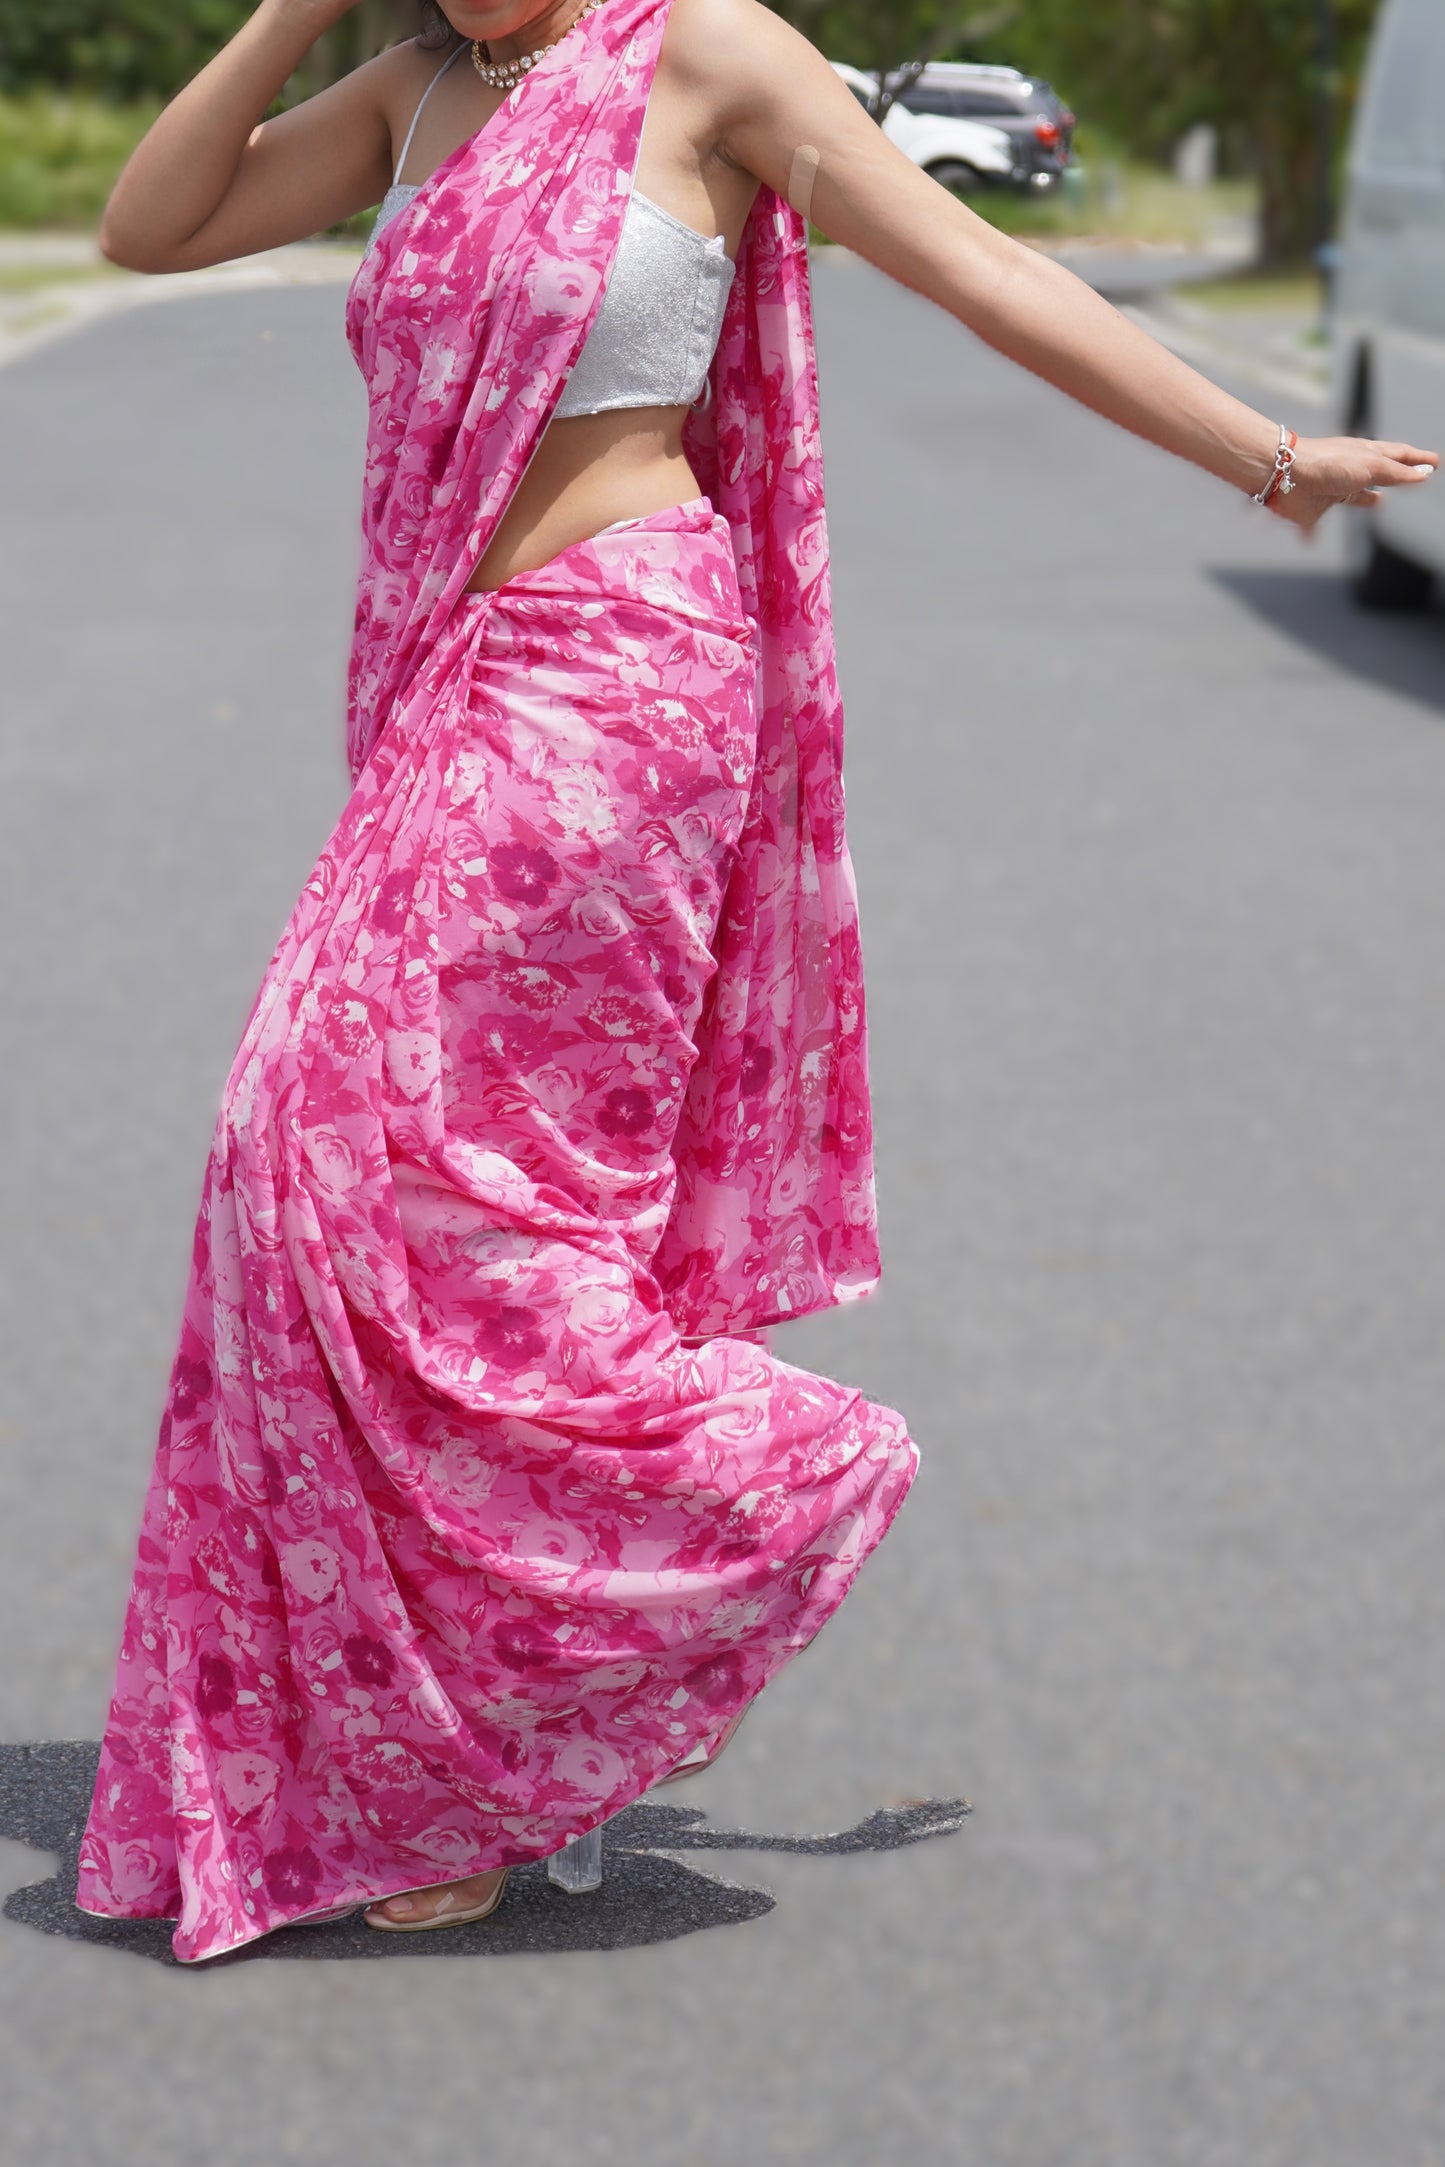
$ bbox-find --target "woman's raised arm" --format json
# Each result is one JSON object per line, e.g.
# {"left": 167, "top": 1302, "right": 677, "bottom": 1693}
{"left": 100, "top": 0, "right": 420, "bottom": 273}
{"left": 701, "top": 0, "right": 1436, "bottom": 528}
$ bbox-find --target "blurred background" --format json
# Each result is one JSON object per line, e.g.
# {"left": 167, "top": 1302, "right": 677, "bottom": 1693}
{"left": 2, "top": 4, "right": 1444, "bottom": 2165}
{"left": 3, "top": 0, "right": 1436, "bottom": 548}
{"left": 0, "top": 0, "right": 1379, "bottom": 262}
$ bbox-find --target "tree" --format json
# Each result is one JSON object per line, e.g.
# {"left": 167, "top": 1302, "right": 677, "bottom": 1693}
{"left": 0, "top": 1, "right": 249, "bottom": 99}
{"left": 768, "top": 1, "right": 1015, "bottom": 114}
{"left": 0, "top": 0, "right": 419, "bottom": 101}
{"left": 1193, "top": 0, "right": 1375, "bottom": 266}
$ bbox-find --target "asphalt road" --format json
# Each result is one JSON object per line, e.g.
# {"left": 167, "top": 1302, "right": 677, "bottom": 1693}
{"left": 3, "top": 253, "right": 1445, "bottom": 2167}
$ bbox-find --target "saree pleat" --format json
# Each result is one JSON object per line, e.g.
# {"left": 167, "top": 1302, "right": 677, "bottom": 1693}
{"left": 78, "top": 0, "right": 918, "bottom": 1965}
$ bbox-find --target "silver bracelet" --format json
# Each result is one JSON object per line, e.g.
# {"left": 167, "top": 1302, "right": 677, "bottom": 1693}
{"left": 1252, "top": 424, "right": 1299, "bottom": 507}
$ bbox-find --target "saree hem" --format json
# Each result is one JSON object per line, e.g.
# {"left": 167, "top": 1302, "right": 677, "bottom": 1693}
{"left": 78, "top": 1400, "right": 913, "bottom": 1966}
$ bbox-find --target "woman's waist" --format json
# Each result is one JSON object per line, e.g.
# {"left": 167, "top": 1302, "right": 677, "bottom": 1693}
{"left": 457, "top": 493, "right": 749, "bottom": 652}
{"left": 465, "top": 412, "right": 704, "bottom": 595}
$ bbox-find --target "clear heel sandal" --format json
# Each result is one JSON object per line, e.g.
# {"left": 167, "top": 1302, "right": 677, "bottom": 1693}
{"left": 547, "top": 1823, "right": 605, "bottom": 1894}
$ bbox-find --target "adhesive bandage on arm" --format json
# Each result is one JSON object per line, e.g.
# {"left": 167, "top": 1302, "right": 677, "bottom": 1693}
{"left": 787, "top": 144, "right": 822, "bottom": 224}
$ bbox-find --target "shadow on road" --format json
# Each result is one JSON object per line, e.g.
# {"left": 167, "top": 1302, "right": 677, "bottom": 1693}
{"left": 0, "top": 1740, "right": 968, "bottom": 1967}
{"left": 1211, "top": 567, "right": 1445, "bottom": 717}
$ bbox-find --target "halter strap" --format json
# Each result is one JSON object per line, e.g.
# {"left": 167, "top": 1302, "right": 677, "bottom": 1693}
{"left": 393, "top": 42, "right": 467, "bottom": 186}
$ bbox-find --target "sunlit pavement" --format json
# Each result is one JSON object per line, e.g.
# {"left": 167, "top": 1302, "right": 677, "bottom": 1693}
{"left": 2, "top": 254, "right": 1443, "bottom": 2165}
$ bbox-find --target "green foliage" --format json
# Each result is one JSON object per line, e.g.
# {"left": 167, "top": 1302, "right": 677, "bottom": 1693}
{"left": 773, "top": 1, "right": 993, "bottom": 77}
{"left": 0, "top": 1, "right": 252, "bottom": 102}
{"left": 0, "top": 0, "right": 1387, "bottom": 264}
{"left": 967, "top": 151, "right": 1255, "bottom": 249}
{"left": 769, "top": 0, "right": 1387, "bottom": 266}
{"left": 977, "top": 0, "right": 1381, "bottom": 263}
{"left": 967, "top": 0, "right": 1378, "bottom": 158}
{"left": 0, "top": 90, "right": 157, "bottom": 225}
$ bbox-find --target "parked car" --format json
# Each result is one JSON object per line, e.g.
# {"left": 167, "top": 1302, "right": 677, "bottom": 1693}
{"left": 834, "top": 61, "right": 1075, "bottom": 196}
{"left": 899, "top": 65, "right": 1076, "bottom": 192}
{"left": 1332, "top": 0, "right": 1445, "bottom": 607}
{"left": 833, "top": 62, "right": 1013, "bottom": 195}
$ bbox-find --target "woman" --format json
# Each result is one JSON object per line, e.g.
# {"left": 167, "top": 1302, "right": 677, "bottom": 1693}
{"left": 78, "top": 0, "right": 1433, "bottom": 1964}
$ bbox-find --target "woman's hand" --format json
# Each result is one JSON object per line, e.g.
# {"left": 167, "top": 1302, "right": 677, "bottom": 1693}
{"left": 1264, "top": 436, "right": 1439, "bottom": 532}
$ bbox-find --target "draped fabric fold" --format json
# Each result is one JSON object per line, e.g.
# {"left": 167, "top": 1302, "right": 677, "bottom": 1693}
{"left": 77, "top": 0, "right": 916, "bottom": 1964}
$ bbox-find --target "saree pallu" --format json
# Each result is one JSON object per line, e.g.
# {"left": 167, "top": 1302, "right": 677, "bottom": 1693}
{"left": 78, "top": 0, "right": 919, "bottom": 1965}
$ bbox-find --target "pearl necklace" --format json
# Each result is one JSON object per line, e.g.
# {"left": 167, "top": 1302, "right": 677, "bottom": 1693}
{"left": 471, "top": 0, "right": 608, "bottom": 92}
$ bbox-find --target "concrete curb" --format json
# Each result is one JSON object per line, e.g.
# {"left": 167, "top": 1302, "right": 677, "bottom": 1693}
{"left": 1123, "top": 300, "right": 1330, "bottom": 412}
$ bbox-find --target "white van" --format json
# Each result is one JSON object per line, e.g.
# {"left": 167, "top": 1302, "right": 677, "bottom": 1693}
{"left": 1333, "top": 0, "right": 1445, "bottom": 606}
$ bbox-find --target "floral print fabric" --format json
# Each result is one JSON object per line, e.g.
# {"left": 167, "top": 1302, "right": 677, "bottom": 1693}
{"left": 77, "top": 0, "right": 917, "bottom": 1965}
{"left": 344, "top": 0, "right": 880, "bottom": 1332}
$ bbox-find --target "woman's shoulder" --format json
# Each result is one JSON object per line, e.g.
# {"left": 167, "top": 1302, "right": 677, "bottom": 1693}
{"left": 662, "top": 0, "right": 775, "bottom": 58}
{"left": 659, "top": 0, "right": 824, "bottom": 105}
{"left": 352, "top": 32, "right": 465, "bottom": 139}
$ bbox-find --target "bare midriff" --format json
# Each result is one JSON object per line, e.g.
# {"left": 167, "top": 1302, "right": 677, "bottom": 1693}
{"left": 465, "top": 404, "right": 703, "bottom": 591}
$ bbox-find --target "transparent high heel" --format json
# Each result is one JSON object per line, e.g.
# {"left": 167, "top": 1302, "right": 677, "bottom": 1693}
{"left": 547, "top": 1823, "right": 605, "bottom": 1894}
{"left": 545, "top": 1704, "right": 752, "bottom": 1893}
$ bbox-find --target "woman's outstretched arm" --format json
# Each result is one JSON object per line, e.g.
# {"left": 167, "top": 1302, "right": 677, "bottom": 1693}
{"left": 702, "top": 0, "right": 1436, "bottom": 528}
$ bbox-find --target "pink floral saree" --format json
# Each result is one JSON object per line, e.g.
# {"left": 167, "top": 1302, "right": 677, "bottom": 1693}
{"left": 77, "top": 0, "right": 917, "bottom": 1964}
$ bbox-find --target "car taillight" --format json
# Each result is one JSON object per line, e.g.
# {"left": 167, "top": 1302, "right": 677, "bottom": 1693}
{"left": 1034, "top": 117, "right": 1060, "bottom": 148}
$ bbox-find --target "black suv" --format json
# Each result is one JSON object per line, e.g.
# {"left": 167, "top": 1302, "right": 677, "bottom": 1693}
{"left": 896, "top": 64, "right": 1076, "bottom": 192}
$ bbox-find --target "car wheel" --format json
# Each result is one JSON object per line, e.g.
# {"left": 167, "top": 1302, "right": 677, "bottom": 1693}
{"left": 1347, "top": 520, "right": 1434, "bottom": 611}
{"left": 926, "top": 161, "right": 982, "bottom": 198}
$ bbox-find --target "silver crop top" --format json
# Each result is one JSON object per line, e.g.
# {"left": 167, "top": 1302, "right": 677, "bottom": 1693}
{"left": 368, "top": 47, "right": 735, "bottom": 417}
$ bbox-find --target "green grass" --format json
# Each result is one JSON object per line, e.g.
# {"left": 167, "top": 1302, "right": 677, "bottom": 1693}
{"left": 0, "top": 259, "right": 126, "bottom": 293}
{"left": 0, "top": 91, "right": 158, "bottom": 228}
{"left": 1, "top": 299, "right": 74, "bottom": 336}
{"left": 327, "top": 208, "right": 379, "bottom": 244}
{"left": 0, "top": 88, "right": 372, "bottom": 244}
{"left": 964, "top": 147, "right": 1256, "bottom": 253}
{"left": 1176, "top": 270, "right": 1324, "bottom": 315}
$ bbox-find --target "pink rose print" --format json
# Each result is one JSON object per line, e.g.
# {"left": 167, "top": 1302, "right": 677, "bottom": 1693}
{"left": 343, "top": 1634, "right": 397, "bottom": 1688}
{"left": 473, "top": 1304, "right": 548, "bottom": 1370}
{"left": 585, "top": 990, "right": 656, "bottom": 1041}
{"left": 685, "top": 1650, "right": 749, "bottom": 1709}
{"left": 738, "top": 1036, "right": 773, "bottom": 1096}
{"left": 170, "top": 1352, "right": 212, "bottom": 1419}
{"left": 302, "top": 1126, "right": 365, "bottom": 1207}
{"left": 263, "top": 1847, "right": 323, "bottom": 1910}
{"left": 370, "top": 867, "right": 416, "bottom": 934}
{"left": 280, "top": 1541, "right": 341, "bottom": 1608}
{"left": 489, "top": 841, "right": 560, "bottom": 906}
{"left": 596, "top": 1085, "right": 654, "bottom": 1138}
{"left": 218, "top": 1750, "right": 282, "bottom": 1819}
{"left": 194, "top": 1652, "right": 236, "bottom": 1721}
{"left": 494, "top": 1618, "right": 561, "bottom": 1673}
